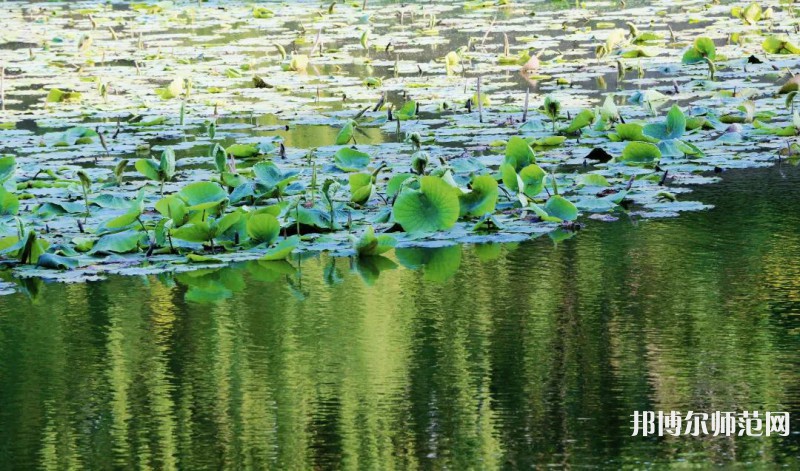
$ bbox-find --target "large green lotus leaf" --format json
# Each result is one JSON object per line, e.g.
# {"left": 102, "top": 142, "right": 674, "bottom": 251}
{"left": 544, "top": 195, "right": 578, "bottom": 221}
{"left": 355, "top": 226, "right": 396, "bottom": 256}
{"left": 334, "top": 147, "right": 371, "bottom": 172}
{"left": 762, "top": 36, "right": 800, "bottom": 54}
{"left": 336, "top": 121, "right": 355, "bottom": 145}
{"left": 682, "top": 42, "right": 708, "bottom": 64}
{"left": 0, "top": 188, "right": 19, "bottom": 216}
{"left": 216, "top": 211, "right": 243, "bottom": 236}
{"left": 393, "top": 176, "right": 460, "bottom": 233}
{"left": 179, "top": 182, "right": 228, "bottom": 211}
{"left": 459, "top": 174, "right": 498, "bottom": 217}
{"left": 90, "top": 230, "right": 144, "bottom": 254}
{"left": 644, "top": 105, "right": 686, "bottom": 140}
{"left": 532, "top": 136, "right": 566, "bottom": 147}
{"left": 387, "top": 173, "right": 414, "bottom": 198}
{"left": 37, "top": 253, "right": 79, "bottom": 270}
{"left": 620, "top": 141, "right": 662, "bottom": 163}
{"left": 504, "top": 136, "right": 535, "bottom": 171}
{"left": 155, "top": 195, "right": 187, "bottom": 225}
{"left": 619, "top": 47, "right": 657, "bottom": 58}
{"left": 563, "top": 109, "right": 595, "bottom": 134}
{"left": 172, "top": 221, "right": 213, "bottom": 243}
{"left": 613, "top": 123, "right": 658, "bottom": 142}
{"left": 260, "top": 236, "right": 300, "bottom": 261}
{"left": 135, "top": 159, "right": 161, "bottom": 181}
{"left": 349, "top": 173, "right": 373, "bottom": 204}
{"left": 54, "top": 127, "right": 97, "bottom": 146}
{"left": 247, "top": 213, "right": 280, "bottom": 245}
{"left": 103, "top": 209, "right": 140, "bottom": 230}
{"left": 395, "top": 100, "right": 417, "bottom": 120}
{"left": 0, "top": 156, "right": 15, "bottom": 184}
{"left": 500, "top": 163, "right": 520, "bottom": 192}
{"left": 520, "top": 164, "right": 546, "bottom": 198}
{"left": 253, "top": 162, "right": 288, "bottom": 189}
{"left": 694, "top": 37, "right": 716, "bottom": 59}
{"left": 580, "top": 173, "right": 611, "bottom": 187}
{"left": 46, "top": 88, "right": 81, "bottom": 103}
{"left": 226, "top": 143, "right": 260, "bottom": 158}
{"left": 295, "top": 205, "right": 339, "bottom": 231}
{"left": 742, "top": 2, "right": 762, "bottom": 24}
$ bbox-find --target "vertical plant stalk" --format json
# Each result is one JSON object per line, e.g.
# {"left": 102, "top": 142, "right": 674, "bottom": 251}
{"left": 81, "top": 185, "right": 90, "bottom": 223}
{"left": 479, "top": 16, "right": 497, "bottom": 50}
{"left": 477, "top": 76, "right": 483, "bottom": 123}
{"left": 295, "top": 200, "right": 301, "bottom": 236}
{"left": 522, "top": 86, "right": 530, "bottom": 122}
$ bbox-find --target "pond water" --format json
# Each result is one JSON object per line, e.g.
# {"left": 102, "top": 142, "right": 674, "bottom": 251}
{"left": 1, "top": 163, "right": 798, "bottom": 469}
{"left": 2, "top": 0, "right": 800, "bottom": 468}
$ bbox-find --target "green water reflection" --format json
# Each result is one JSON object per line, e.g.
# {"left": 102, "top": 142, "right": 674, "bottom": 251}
{"left": 1, "top": 165, "right": 799, "bottom": 469}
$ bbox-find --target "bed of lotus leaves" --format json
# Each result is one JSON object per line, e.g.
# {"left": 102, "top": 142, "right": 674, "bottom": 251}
{"left": 0, "top": 0, "right": 798, "bottom": 288}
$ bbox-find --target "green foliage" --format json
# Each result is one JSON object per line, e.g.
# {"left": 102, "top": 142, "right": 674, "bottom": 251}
{"left": 643, "top": 105, "right": 686, "bottom": 140}
{"left": 393, "top": 176, "right": 460, "bottom": 233}
{"left": 620, "top": 141, "right": 662, "bottom": 163}
{"left": 458, "top": 175, "right": 498, "bottom": 217}
{"left": 354, "top": 226, "right": 396, "bottom": 256}
{"left": 682, "top": 37, "right": 716, "bottom": 64}
{"left": 504, "top": 137, "right": 535, "bottom": 171}
{"left": 762, "top": 36, "right": 800, "bottom": 55}
{"left": 246, "top": 212, "right": 281, "bottom": 245}
{"left": 334, "top": 147, "right": 371, "bottom": 172}
{"left": 136, "top": 147, "right": 176, "bottom": 193}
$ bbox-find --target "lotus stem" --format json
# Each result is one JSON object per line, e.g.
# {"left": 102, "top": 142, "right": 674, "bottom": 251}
{"left": 296, "top": 200, "right": 301, "bottom": 235}
{"left": 704, "top": 57, "right": 716, "bottom": 81}
{"left": 136, "top": 216, "right": 147, "bottom": 233}
{"left": 479, "top": 15, "right": 497, "bottom": 50}
{"left": 523, "top": 86, "right": 529, "bottom": 122}
{"left": 82, "top": 187, "right": 90, "bottom": 223}
{"left": 477, "top": 76, "right": 483, "bottom": 123}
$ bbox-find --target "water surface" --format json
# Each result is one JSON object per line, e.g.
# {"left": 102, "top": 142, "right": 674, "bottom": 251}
{"left": 1, "top": 164, "right": 799, "bottom": 469}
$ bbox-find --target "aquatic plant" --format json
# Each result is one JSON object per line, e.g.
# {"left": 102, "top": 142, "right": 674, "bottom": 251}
{"left": 0, "top": 0, "right": 795, "bottom": 286}
{"left": 136, "top": 148, "right": 176, "bottom": 195}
